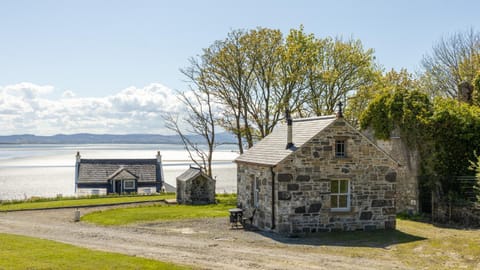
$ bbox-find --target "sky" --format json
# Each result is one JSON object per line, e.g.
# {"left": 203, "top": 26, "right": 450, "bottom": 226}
{"left": 0, "top": 0, "right": 479, "bottom": 135}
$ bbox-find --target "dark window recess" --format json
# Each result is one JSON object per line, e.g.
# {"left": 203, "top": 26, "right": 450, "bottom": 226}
{"left": 335, "top": 140, "right": 346, "bottom": 157}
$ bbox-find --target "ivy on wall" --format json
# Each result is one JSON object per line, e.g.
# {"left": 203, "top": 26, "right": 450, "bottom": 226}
{"left": 360, "top": 89, "right": 480, "bottom": 198}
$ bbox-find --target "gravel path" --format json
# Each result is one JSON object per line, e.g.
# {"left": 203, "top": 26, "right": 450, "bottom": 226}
{"left": 0, "top": 206, "right": 409, "bottom": 270}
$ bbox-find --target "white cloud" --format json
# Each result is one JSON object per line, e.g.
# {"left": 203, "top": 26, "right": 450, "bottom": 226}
{"left": 0, "top": 82, "right": 187, "bottom": 135}
{"left": 62, "top": 90, "right": 76, "bottom": 98}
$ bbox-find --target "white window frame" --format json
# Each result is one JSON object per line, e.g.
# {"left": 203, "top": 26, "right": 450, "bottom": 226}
{"left": 330, "top": 179, "right": 350, "bottom": 212}
{"left": 124, "top": 180, "right": 135, "bottom": 190}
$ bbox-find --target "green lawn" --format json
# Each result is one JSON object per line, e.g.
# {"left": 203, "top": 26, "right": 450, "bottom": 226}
{"left": 303, "top": 219, "right": 480, "bottom": 269}
{"left": 0, "top": 233, "right": 191, "bottom": 270}
{"left": 0, "top": 193, "right": 176, "bottom": 212}
{"left": 82, "top": 194, "right": 236, "bottom": 225}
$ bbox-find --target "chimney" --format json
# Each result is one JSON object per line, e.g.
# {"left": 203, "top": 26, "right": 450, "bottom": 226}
{"left": 336, "top": 101, "right": 344, "bottom": 118}
{"left": 286, "top": 109, "right": 294, "bottom": 149}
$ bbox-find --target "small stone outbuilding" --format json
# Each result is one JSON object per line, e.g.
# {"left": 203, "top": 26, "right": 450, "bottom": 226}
{"left": 235, "top": 112, "right": 400, "bottom": 234}
{"left": 176, "top": 167, "right": 216, "bottom": 205}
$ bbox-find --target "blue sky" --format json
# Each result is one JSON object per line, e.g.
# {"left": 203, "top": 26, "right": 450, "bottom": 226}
{"left": 0, "top": 0, "right": 479, "bottom": 135}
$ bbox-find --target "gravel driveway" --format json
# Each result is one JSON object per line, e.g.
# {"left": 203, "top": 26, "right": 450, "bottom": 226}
{"left": 0, "top": 205, "right": 409, "bottom": 270}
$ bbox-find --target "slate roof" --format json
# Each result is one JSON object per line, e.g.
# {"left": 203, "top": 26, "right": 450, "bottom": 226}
{"left": 235, "top": 115, "right": 337, "bottom": 166}
{"left": 77, "top": 159, "right": 160, "bottom": 183}
{"left": 176, "top": 167, "right": 214, "bottom": 182}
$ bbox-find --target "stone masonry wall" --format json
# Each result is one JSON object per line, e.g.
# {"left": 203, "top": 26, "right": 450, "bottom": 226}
{"left": 237, "top": 163, "right": 273, "bottom": 230}
{"left": 364, "top": 128, "right": 420, "bottom": 213}
{"left": 237, "top": 118, "right": 399, "bottom": 234}
{"left": 177, "top": 176, "right": 216, "bottom": 205}
{"left": 273, "top": 119, "right": 398, "bottom": 234}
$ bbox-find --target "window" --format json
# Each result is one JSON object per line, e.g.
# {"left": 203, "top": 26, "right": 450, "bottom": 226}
{"left": 335, "top": 140, "right": 346, "bottom": 158}
{"left": 124, "top": 180, "right": 135, "bottom": 189}
{"left": 330, "top": 179, "right": 350, "bottom": 211}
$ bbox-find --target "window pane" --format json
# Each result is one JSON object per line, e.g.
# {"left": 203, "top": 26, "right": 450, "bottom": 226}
{"left": 331, "top": 195, "right": 338, "bottom": 208}
{"left": 340, "top": 180, "right": 348, "bottom": 193}
{"left": 331, "top": 180, "right": 338, "bottom": 193}
{"left": 335, "top": 140, "right": 345, "bottom": 157}
{"left": 339, "top": 195, "right": 347, "bottom": 208}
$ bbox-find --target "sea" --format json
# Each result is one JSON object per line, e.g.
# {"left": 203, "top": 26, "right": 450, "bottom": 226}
{"left": 0, "top": 144, "right": 239, "bottom": 201}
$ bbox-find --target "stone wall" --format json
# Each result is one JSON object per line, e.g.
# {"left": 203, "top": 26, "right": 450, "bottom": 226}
{"left": 237, "top": 118, "right": 398, "bottom": 234}
{"left": 177, "top": 175, "right": 216, "bottom": 205}
{"left": 364, "top": 128, "right": 420, "bottom": 213}
{"left": 237, "top": 163, "right": 273, "bottom": 230}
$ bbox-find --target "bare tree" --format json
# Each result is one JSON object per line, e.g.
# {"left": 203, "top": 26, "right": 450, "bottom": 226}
{"left": 163, "top": 79, "right": 217, "bottom": 177}
{"left": 421, "top": 28, "right": 480, "bottom": 98}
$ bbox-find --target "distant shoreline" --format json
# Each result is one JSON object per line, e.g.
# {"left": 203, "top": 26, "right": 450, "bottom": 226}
{"left": 0, "top": 132, "right": 238, "bottom": 145}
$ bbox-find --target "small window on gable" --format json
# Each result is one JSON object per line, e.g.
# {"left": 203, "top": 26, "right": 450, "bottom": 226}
{"left": 335, "top": 140, "right": 346, "bottom": 158}
{"left": 330, "top": 179, "right": 350, "bottom": 211}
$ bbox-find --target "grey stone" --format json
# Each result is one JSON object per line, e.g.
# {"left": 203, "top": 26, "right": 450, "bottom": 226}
{"left": 287, "top": 183, "right": 299, "bottom": 191}
{"left": 382, "top": 207, "right": 396, "bottom": 215}
{"left": 385, "top": 172, "right": 397, "bottom": 182}
{"left": 296, "top": 175, "right": 310, "bottom": 182}
{"left": 384, "top": 220, "right": 396, "bottom": 229}
{"left": 278, "top": 191, "right": 291, "bottom": 200}
{"left": 295, "top": 206, "right": 306, "bottom": 213}
{"left": 278, "top": 173, "right": 293, "bottom": 182}
{"left": 308, "top": 203, "right": 322, "bottom": 213}
{"left": 372, "top": 199, "right": 392, "bottom": 207}
{"left": 359, "top": 211, "right": 372, "bottom": 220}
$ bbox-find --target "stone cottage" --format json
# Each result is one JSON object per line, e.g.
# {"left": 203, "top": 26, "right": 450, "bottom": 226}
{"left": 235, "top": 110, "right": 400, "bottom": 234}
{"left": 75, "top": 151, "right": 173, "bottom": 196}
{"left": 176, "top": 166, "right": 216, "bottom": 204}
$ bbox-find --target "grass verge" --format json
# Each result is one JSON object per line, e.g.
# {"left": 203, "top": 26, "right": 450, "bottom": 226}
{"left": 82, "top": 194, "right": 236, "bottom": 225}
{"left": 0, "top": 193, "right": 176, "bottom": 212}
{"left": 301, "top": 219, "right": 480, "bottom": 269}
{"left": 0, "top": 233, "right": 191, "bottom": 270}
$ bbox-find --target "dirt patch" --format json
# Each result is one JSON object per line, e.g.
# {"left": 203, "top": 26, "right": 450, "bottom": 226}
{"left": 0, "top": 206, "right": 410, "bottom": 270}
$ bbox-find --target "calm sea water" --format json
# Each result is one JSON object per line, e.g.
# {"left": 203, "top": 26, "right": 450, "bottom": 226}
{"left": 0, "top": 144, "right": 239, "bottom": 200}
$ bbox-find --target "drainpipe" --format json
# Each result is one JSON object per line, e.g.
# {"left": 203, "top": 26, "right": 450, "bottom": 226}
{"left": 157, "top": 151, "right": 165, "bottom": 192}
{"left": 270, "top": 166, "right": 276, "bottom": 230}
{"left": 74, "top": 151, "right": 81, "bottom": 194}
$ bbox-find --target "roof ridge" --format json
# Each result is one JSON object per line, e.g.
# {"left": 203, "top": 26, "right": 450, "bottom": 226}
{"left": 292, "top": 115, "right": 336, "bottom": 123}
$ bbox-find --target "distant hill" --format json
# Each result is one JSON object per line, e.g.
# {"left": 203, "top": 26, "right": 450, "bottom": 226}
{"left": 0, "top": 132, "right": 237, "bottom": 144}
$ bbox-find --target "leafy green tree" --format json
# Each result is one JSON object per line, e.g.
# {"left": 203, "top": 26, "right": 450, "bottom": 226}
{"left": 359, "top": 71, "right": 431, "bottom": 146}
{"left": 347, "top": 69, "right": 415, "bottom": 127}
{"left": 427, "top": 98, "right": 480, "bottom": 177}
{"left": 181, "top": 26, "right": 378, "bottom": 152}
{"left": 472, "top": 69, "right": 480, "bottom": 106}
{"left": 468, "top": 153, "right": 480, "bottom": 203}
{"left": 304, "top": 37, "right": 378, "bottom": 117}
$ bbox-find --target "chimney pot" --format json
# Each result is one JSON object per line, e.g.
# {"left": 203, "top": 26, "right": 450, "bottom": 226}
{"left": 286, "top": 109, "right": 294, "bottom": 149}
